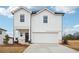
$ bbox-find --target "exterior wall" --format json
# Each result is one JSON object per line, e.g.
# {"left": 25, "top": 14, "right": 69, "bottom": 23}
{"left": 13, "top": 9, "right": 31, "bottom": 43}
{"left": 14, "top": 29, "right": 29, "bottom": 44}
{"left": 32, "top": 10, "right": 62, "bottom": 32}
{"left": 14, "top": 9, "right": 31, "bottom": 30}
{"left": 31, "top": 10, "right": 62, "bottom": 43}
{"left": 13, "top": 8, "right": 63, "bottom": 44}
{"left": 18, "top": 30, "right": 29, "bottom": 44}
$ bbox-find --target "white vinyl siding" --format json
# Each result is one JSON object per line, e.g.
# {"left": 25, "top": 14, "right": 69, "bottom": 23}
{"left": 14, "top": 9, "right": 31, "bottom": 29}
{"left": 32, "top": 10, "right": 62, "bottom": 32}
{"left": 31, "top": 9, "right": 62, "bottom": 43}
{"left": 13, "top": 8, "right": 63, "bottom": 43}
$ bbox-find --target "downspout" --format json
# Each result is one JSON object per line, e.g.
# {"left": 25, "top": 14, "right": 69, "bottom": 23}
{"left": 29, "top": 13, "right": 32, "bottom": 44}
{"left": 13, "top": 14, "right": 14, "bottom": 44}
{"left": 62, "top": 14, "right": 64, "bottom": 40}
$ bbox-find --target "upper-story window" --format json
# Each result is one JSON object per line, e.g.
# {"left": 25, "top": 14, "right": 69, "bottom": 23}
{"left": 0, "top": 31, "right": 2, "bottom": 34}
{"left": 43, "top": 16, "right": 48, "bottom": 23}
{"left": 20, "top": 14, "right": 25, "bottom": 22}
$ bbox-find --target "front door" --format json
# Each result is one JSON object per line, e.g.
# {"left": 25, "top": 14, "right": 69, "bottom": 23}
{"left": 25, "top": 33, "right": 29, "bottom": 42}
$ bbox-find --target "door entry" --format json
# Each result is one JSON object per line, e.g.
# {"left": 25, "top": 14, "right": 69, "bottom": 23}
{"left": 25, "top": 33, "right": 29, "bottom": 42}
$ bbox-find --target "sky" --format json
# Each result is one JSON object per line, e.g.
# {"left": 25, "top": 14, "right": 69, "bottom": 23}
{"left": 0, "top": 6, "right": 79, "bottom": 36}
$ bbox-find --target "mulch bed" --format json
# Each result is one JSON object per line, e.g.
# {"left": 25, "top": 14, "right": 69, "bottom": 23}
{"left": 0, "top": 43, "right": 29, "bottom": 47}
{"left": 0, "top": 43, "right": 29, "bottom": 53}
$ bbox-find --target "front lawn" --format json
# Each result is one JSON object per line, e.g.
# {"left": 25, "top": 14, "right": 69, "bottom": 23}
{"left": 66, "top": 40, "right": 79, "bottom": 51}
{"left": 0, "top": 44, "right": 29, "bottom": 53}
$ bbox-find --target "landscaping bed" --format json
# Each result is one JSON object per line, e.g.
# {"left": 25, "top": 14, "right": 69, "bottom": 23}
{"left": 0, "top": 44, "right": 29, "bottom": 53}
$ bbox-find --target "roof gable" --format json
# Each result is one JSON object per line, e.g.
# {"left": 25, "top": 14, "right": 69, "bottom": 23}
{"left": 11, "top": 7, "right": 32, "bottom": 15}
{"left": 36, "top": 8, "right": 54, "bottom": 14}
{"left": 32, "top": 8, "right": 64, "bottom": 16}
{"left": 11, "top": 7, "right": 64, "bottom": 15}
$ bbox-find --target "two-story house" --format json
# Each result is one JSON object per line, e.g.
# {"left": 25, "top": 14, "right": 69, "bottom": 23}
{"left": 11, "top": 7, "right": 64, "bottom": 44}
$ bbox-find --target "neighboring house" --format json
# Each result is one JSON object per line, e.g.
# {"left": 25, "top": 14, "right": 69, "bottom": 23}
{"left": 11, "top": 7, "right": 64, "bottom": 44}
{"left": 0, "top": 28, "right": 6, "bottom": 44}
{"left": 0, "top": 28, "right": 13, "bottom": 44}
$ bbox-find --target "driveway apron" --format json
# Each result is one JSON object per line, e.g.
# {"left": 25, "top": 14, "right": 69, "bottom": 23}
{"left": 23, "top": 44, "right": 78, "bottom": 53}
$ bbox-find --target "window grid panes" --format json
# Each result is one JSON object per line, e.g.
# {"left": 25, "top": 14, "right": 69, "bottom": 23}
{"left": 43, "top": 16, "right": 48, "bottom": 23}
{"left": 20, "top": 14, "right": 25, "bottom": 22}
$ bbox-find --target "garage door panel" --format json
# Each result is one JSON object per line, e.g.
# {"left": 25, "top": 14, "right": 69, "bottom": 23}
{"left": 32, "top": 33, "right": 59, "bottom": 43}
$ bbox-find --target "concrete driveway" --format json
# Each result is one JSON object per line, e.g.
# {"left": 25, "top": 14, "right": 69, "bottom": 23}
{"left": 23, "top": 44, "right": 78, "bottom": 53}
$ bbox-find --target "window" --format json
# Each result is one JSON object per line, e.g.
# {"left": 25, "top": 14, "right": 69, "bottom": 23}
{"left": 0, "top": 31, "right": 2, "bottom": 34}
{"left": 43, "top": 16, "right": 48, "bottom": 23}
{"left": 20, "top": 14, "right": 25, "bottom": 22}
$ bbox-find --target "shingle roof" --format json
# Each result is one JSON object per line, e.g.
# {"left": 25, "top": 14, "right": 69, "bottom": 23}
{"left": 11, "top": 7, "right": 64, "bottom": 15}
{"left": 11, "top": 6, "right": 32, "bottom": 15}
{"left": 55, "top": 12, "right": 64, "bottom": 14}
{"left": 0, "top": 28, "right": 7, "bottom": 31}
{"left": 32, "top": 11, "right": 37, "bottom": 14}
{"left": 32, "top": 8, "right": 64, "bottom": 15}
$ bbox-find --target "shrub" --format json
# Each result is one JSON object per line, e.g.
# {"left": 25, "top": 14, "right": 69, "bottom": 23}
{"left": 3, "top": 35, "right": 9, "bottom": 44}
{"left": 62, "top": 36, "right": 68, "bottom": 45}
{"left": 63, "top": 34, "right": 73, "bottom": 40}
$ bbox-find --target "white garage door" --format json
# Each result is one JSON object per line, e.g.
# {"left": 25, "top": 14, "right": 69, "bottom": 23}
{"left": 32, "top": 32, "right": 60, "bottom": 43}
